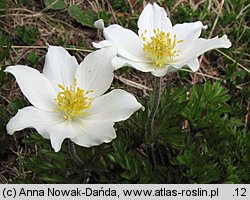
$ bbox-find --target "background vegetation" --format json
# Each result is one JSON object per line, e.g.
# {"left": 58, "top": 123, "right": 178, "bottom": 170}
{"left": 0, "top": 0, "right": 249, "bottom": 183}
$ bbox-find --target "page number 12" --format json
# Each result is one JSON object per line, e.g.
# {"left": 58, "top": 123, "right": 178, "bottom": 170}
{"left": 234, "top": 188, "right": 246, "bottom": 196}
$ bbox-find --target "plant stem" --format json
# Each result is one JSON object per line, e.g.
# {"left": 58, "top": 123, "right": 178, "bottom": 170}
{"left": 68, "top": 140, "right": 91, "bottom": 183}
{"left": 68, "top": 139, "right": 85, "bottom": 166}
{"left": 146, "top": 76, "right": 162, "bottom": 139}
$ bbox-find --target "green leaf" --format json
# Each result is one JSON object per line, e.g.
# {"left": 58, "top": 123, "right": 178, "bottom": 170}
{"left": 69, "top": 5, "right": 97, "bottom": 28}
{"left": 27, "top": 51, "right": 39, "bottom": 66}
{"left": 0, "top": 106, "right": 8, "bottom": 130}
{"left": 97, "top": 11, "right": 112, "bottom": 26}
{"left": 15, "top": 26, "right": 39, "bottom": 45}
{"left": 0, "top": 69, "right": 6, "bottom": 86}
{"left": 8, "top": 98, "right": 28, "bottom": 115}
{"left": 43, "top": 0, "right": 65, "bottom": 10}
{"left": 181, "top": 81, "right": 231, "bottom": 129}
{"left": 0, "top": 0, "right": 6, "bottom": 14}
{"left": 0, "top": 31, "right": 10, "bottom": 64}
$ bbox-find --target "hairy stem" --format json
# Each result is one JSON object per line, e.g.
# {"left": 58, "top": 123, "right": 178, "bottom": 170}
{"left": 68, "top": 140, "right": 91, "bottom": 183}
{"left": 68, "top": 139, "right": 85, "bottom": 166}
{"left": 146, "top": 77, "right": 162, "bottom": 139}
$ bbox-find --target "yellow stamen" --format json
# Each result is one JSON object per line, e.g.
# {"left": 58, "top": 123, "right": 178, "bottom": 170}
{"left": 55, "top": 79, "right": 93, "bottom": 120}
{"left": 142, "top": 28, "right": 183, "bottom": 68}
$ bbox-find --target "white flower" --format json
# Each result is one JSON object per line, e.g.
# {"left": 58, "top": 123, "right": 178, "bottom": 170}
{"left": 93, "top": 3, "right": 231, "bottom": 77}
{"left": 5, "top": 46, "right": 142, "bottom": 152}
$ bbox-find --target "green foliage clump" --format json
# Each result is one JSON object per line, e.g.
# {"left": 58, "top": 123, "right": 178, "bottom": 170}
{"left": 182, "top": 82, "right": 230, "bottom": 129}
{"left": 109, "top": 0, "right": 128, "bottom": 11}
{"left": 27, "top": 51, "right": 39, "bottom": 66}
{"left": 69, "top": 5, "right": 97, "bottom": 28}
{"left": 0, "top": 31, "right": 10, "bottom": 65}
{"left": 43, "top": 0, "right": 65, "bottom": 10}
{"left": 15, "top": 26, "right": 39, "bottom": 45}
{"left": 69, "top": 5, "right": 111, "bottom": 28}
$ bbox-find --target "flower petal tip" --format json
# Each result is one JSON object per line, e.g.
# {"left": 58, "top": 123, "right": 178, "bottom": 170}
{"left": 4, "top": 68, "right": 9, "bottom": 73}
{"left": 53, "top": 148, "right": 60, "bottom": 153}
{"left": 92, "top": 40, "right": 113, "bottom": 49}
{"left": 47, "top": 45, "right": 59, "bottom": 50}
{"left": 203, "top": 24, "right": 208, "bottom": 30}
{"left": 221, "top": 35, "right": 232, "bottom": 48}
{"left": 6, "top": 123, "right": 14, "bottom": 135}
{"left": 152, "top": 2, "right": 161, "bottom": 9}
{"left": 51, "top": 142, "right": 61, "bottom": 153}
{"left": 94, "top": 19, "right": 105, "bottom": 29}
{"left": 111, "top": 56, "right": 124, "bottom": 70}
{"left": 4, "top": 65, "right": 15, "bottom": 73}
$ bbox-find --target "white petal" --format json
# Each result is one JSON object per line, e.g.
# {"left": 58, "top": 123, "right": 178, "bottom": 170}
{"left": 172, "top": 21, "right": 207, "bottom": 51}
{"left": 103, "top": 24, "right": 145, "bottom": 62}
{"left": 6, "top": 106, "right": 64, "bottom": 139}
{"left": 151, "top": 66, "right": 176, "bottom": 77}
{"left": 185, "top": 58, "right": 200, "bottom": 72}
{"left": 93, "top": 40, "right": 112, "bottom": 49}
{"left": 75, "top": 47, "right": 116, "bottom": 98}
{"left": 87, "top": 89, "right": 142, "bottom": 122}
{"left": 172, "top": 21, "right": 207, "bottom": 43}
{"left": 94, "top": 19, "right": 105, "bottom": 29}
{"left": 5, "top": 65, "right": 56, "bottom": 111}
{"left": 138, "top": 3, "right": 172, "bottom": 39}
{"left": 70, "top": 120, "right": 116, "bottom": 147}
{"left": 6, "top": 106, "right": 94, "bottom": 152}
{"left": 112, "top": 56, "right": 153, "bottom": 72}
{"left": 45, "top": 121, "right": 78, "bottom": 152}
{"left": 175, "top": 35, "right": 232, "bottom": 63}
{"left": 43, "top": 46, "right": 78, "bottom": 91}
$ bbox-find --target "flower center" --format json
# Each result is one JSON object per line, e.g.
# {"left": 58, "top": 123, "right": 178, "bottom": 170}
{"left": 142, "top": 29, "right": 183, "bottom": 67}
{"left": 55, "top": 79, "right": 93, "bottom": 120}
